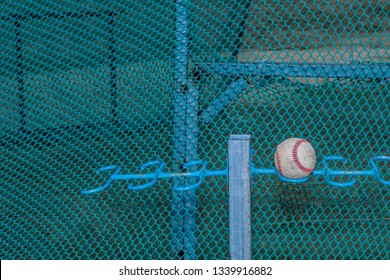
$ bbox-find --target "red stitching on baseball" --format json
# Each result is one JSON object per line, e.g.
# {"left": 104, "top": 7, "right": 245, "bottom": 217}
{"left": 275, "top": 147, "right": 284, "bottom": 177}
{"left": 292, "top": 139, "right": 314, "bottom": 173}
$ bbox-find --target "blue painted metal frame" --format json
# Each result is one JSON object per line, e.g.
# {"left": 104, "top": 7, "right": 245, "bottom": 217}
{"left": 201, "top": 78, "right": 248, "bottom": 123}
{"left": 196, "top": 61, "right": 390, "bottom": 125}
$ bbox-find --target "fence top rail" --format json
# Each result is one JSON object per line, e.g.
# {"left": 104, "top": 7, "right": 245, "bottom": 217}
{"left": 195, "top": 61, "right": 390, "bottom": 79}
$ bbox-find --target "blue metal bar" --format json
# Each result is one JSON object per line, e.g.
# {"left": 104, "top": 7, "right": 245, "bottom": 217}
{"left": 196, "top": 61, "right": 390, "bottom": 79}
{"left": 201, "top": 78, "right": 248, "bottom": 123}
{"left": 173, "top": 0, "right": 187, "bottom": 259}
{"left": 184, "top": 85, "right": 199, "bottom": 254}
{"left": 82, "top": 155, "right": 390, "bottom": 194}
{"left": 173, "top": 0, "right": 197, "bottom": 260}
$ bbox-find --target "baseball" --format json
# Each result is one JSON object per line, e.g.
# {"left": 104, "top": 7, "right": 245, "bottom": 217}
{"left": 274, "top": 138, "right": 316, "bottom": 179}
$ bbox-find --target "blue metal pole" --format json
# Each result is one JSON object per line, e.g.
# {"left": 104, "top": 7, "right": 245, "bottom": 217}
{"left": 173, "top": 0, "right": 198, "bottom": 260}
{"left": 183, "top": 81, "right": 198, "bottom": 260}
{"left": 201, "top": 78, "right": 248, "bottom": 123}
{"left": 196, "top": 61, "right": 390, "bottom": 79}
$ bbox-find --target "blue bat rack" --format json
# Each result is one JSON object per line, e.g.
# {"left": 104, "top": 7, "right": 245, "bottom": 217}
{"left": 81, "top": 155, "right": 390, "bottom": 195}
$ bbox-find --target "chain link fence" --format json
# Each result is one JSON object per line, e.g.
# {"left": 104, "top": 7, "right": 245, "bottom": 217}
{"left": 1, "top": 0, "right": 389, "bottom": 259}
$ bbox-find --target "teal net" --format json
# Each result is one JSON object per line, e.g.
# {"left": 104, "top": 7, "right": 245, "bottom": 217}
{"left": 1, "top": 0, "right": 389, "bottom": 260}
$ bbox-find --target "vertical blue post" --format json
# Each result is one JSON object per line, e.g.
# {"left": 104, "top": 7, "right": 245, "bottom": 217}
{"left": 173, "top": 0, "right": 198, "bottom": 260}
{"left": 228, "top": 134, "right": 252, "bottom": 260}
{"left": 183, "top": 82, "right": 199, "bottom": 260}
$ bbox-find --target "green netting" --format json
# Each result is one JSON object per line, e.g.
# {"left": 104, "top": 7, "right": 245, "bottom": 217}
{"left": 1, "top": 0, "right": 389, "bottom": 260}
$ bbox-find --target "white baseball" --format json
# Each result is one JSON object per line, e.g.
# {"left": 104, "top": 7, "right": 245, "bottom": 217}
{"left": 274, "top": 138, "right": 316, "bottom": 179}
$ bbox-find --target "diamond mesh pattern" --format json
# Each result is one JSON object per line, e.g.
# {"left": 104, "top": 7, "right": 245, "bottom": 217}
{"left": 1, "top": 0, "right": 389, "bottom": 260}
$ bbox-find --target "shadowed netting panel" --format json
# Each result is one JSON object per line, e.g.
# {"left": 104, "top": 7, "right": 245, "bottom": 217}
{"left": 1, "top": 0, "right": 389, "bottom": 259}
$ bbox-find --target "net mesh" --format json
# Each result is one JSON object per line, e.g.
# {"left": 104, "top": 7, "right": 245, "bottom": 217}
{"left": 1, "top": 0, "right": 389, "bottom": 260}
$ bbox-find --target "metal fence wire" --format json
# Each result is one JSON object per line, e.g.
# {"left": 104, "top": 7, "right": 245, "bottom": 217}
{"left": 1, "top": 0, "right": 389, "bottom": 260}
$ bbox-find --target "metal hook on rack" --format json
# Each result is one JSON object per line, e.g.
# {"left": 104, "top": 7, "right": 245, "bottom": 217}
{"left": 81, "top": 165, "right": 121, "bottom": 194}
{"left": 370, "top": 156, "right": 390, "bottom": 186}
{"left": 322, "top": 156, "right": 356, "bottom": 187}
{"left": 128, "top": 160, "right": 166, "bottom": 190}
{"left": 173, "top": 160, "right": 207, "bottom": 191}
